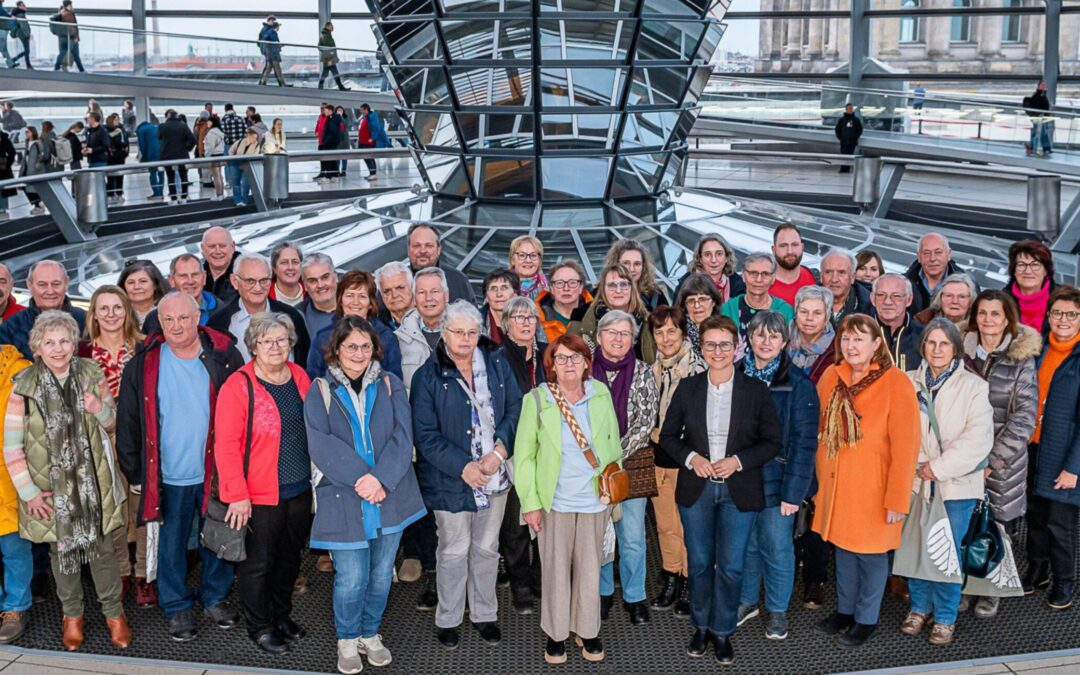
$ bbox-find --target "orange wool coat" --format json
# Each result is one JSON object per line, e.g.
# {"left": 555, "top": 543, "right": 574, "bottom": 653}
{"left": 811, "top": 361, "right": 921, "bottom": 554}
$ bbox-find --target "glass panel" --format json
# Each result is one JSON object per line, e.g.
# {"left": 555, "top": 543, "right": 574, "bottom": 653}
{"left": 479, "top": 159, "right": 535, "bottom": 198}
{"left": 670, "top": 106, "right": 701, "bottom": 146}
{"left": 695, "top": 22, "right": 725, "bottom": 62}
{"left": 409, "top": 111, "right": 461, "bottom": 148}
{"left": 636, "top": 20, "right": 708, "bottom": 61}
{"left": 541, "top": 0, "right": 628, "bottom": 13}
{"left": 441, "top": 157, "right": 475, "bottom": 197}
{"left": 372, "top": 0, "right": 438, "bottom": 18}
{"left": 457, "top": 113, "right": 535, "bottom": 149}
{"left": 620, "top": 111, "right": 680, "bottom": 149}
{"left": 498, "top": 20, "right": 533, "bottom": 60}
{"left": 442, "top": 20, "right": 495, "bottom": 60}
{"left": 538, "top": 20, "right": 632, "bottom": 61}
{"left": 541, "top": 114, "right": 616, "bottom": 149}
{"left": 541, "top": 68, "right": 625, "bottom": 107}
{"left": 610, "top": 152, "right": 667, "bottom": 198}
{"left": 642, "top": 0, "right": 708, "bottom": 18}
{"left": 440, "top": 0, "right": 532, "bottom": 12}
{"left": 390, "top": 67, "right": 452, "bottom": 106}
{"left": 379, "top": 21, "right": 441, "bottom": 61}
{"left": 449, "top": 67, "right": 532, "bottom": 106}
{"left": 542, "top": 157, "right": 612, "bottom": 199}
{"left": 331, "top": 19, "right": 382, "bottom": 54}
{"left": 626, "top": 67, "right": 691, "bottom": 106}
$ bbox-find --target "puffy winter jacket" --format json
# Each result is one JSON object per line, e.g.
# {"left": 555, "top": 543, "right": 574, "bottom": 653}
{"left": 1032, "top": 340, "right": 1080, "bottom": 507}
{"left": 395, "top": 309, "right": 435, "bottom": 395}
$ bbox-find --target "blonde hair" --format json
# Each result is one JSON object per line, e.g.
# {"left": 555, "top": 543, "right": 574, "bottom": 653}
{"left": 597, "top": 263, "right": 644, "bottom": 317}
{"left": 85, "top": 284, "right": 144, "bottom": 347}
{"left": 508, "top": 235, "right": 544, "bottom": 272}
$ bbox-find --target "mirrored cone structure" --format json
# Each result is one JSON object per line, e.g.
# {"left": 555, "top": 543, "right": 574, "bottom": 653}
{"left": 376, "top": 0, "right": 729, "bottom": 203}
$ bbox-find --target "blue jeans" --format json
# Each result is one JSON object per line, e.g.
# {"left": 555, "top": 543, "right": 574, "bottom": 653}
{"left": 835, "top": 547, "right": 889, "bottom": 625}
{"left": 228, "top": 161, "right": 249, "bottom": 205}
{"left": 679, "top": 481, "right": 757, "bottom": 637}
{"left": 332, "top": 531, "right": 403, "bottom": 640}
{"left": 908, "top": 498, "right": 977, "bottom": 625}
{"left": 148, "top": 167, "right": 163, "bottom": 197}
{"left": 600, "top": 497, "right": 647, "bottom": 604}
{"left": 739, "top": 504, "right": 797, "bottom": 613}
{"left": 158, "top": 483, "right": 235, "bottom": 619}
{"left": 54, "top": 35, "right": 84, "bottom": 72}
{"left": 0, "top": 533, "right": 32, "bottom": 612}
{"left": 0, "top": 35, "right": 12, "bottom": 67}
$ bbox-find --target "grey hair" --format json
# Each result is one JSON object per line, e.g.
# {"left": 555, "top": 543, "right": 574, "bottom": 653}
{"left": 234, "top": 251, "right": 271, "bottom": 275}
{"left": 597, "top": 308, "right": 640, "bottom": 339}
{"left": 244, "top": 312, "right": 298, "bottom": 356}
{"left": 919, "top": 232, "right": 951, "bottom": 253}
{"left": 442, "top": 300, "right": 483, "bottom": 334}
{"left": 375, "top": 260, "right": 414, "bottom": 289}
{"left": 742, "top": 251, "right": 777, "bottom": 274}
{"left": 300, "top": 251, "right": 335, "bottom": 274}
{"left": 794, "top": 284, "right": 834, "bottom": 312}
{"left": 872, "top": 272, "right": 914, "bottom": 298}
{"left": 200, "top": 225, "right": 234, "bottom": 246}
{"left": 28, "top": 310, "right": 79, "bottom": 355}
{"left": 820, "top": 247, "right": 857, "bottom": 274}
{"left": 413, "top": 266, "right": 449, "bottom": 296}
{"left": 270, "top": 240, "right": 304, "bottom": 270}
{"left": 158, "top": 290, "right": 200, "bottom": 314}
{"left": 746, "top": 310, "right": 790, "bottom": 344}
{"left": 27, "top": 259, "right": 68, "bottom": 285}
{"left": 500, "top": 296, "right": 540, "bottom": 335}
{"left": 928, "top": 273, "right": 977, "bottom": 313}
{"left": 919, "top": 317, "right": 964, "bottom": 359}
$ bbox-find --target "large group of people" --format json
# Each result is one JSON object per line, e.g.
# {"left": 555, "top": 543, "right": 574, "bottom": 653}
{"left": 0, "top": 222, "right": 1075, "bottom": 674}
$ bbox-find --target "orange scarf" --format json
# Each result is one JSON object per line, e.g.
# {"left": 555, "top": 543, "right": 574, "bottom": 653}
{"left": 1033, "top": 331, "right": 1080, "bottom": 443}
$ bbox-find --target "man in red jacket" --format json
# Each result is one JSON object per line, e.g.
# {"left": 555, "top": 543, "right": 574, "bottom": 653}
{"left": 0, "top": 262, "right": 25, "bottom": 326}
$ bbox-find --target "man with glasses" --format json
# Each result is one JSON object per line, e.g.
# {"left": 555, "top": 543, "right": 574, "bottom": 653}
{"left": 206, "top": 253, "right": 310, "bottom": 364}
{"left": 406, "top": 223, "right": 476, "bottom": 303}
{"left": 869, "top": 273, "right": 923, "bottom": 371}
{"left": 537, "top": 260, "right": 593, "bottom": 343}
{"left": 720, "top": 252, "right": 793, "bottom": 355}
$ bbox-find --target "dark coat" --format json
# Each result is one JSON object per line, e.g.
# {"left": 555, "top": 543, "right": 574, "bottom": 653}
{"left": 116, "top": 328, "right": 244, "bottom": 523}
{"left": 84, "top": 124, "right": 110, "bottom": 165}
{"left": 500, "top": 338, "right": 547, "bottom": 395}
{"left": 157, "top": 117, "right": 196, "bottom": 161}
{"left": 106, "top": 125, "right": 128, "bottom": 166}
{"left": 738, "top": 354, "right": 819, "bottom": 506}
{"left": 320, "top": 113, "right": 344, "bottom": 150}
{"left": 410, "top": 340, "right": 522, "bottom": 513}
{"left": 659, "top": 369, "right": 782, "bottom": 511}
{"left": 307, "top": 315, "right": 403, "bottom": 381}
{"left": 902, "top": 258, "right": 971, "bottom": 315}
{"left": 835, "top": 112, "right": 863, "bottom": 148}
{"left": 204, "top": 251, "right": 240, "bottom": 305}
{"left": 872, "top": 312, "right": 924, "bottom": 373}
{"left": 1034, "top": 341, "right": 1080, "bottom": 507}
{"left": 0, "top": 299, "right": 87, "bottom": 359}
{"left": 206, "top": 296, "right": 311, "bottom": 367}
{"left": 0, "top": 131, "right": 16, "bottom": 199}
{"left": 674, "top": 270, "right": 746, "bottom": 302}
{"left": 833, "top": 281, "right": 873, "bottom": 325}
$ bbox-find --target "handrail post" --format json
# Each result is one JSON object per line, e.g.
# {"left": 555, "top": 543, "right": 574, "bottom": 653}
{"left": 35, "top": 174, "right": 98, "bottom": 243}
{"left": 241, "top": 159, "right": 269, "bottom": 212}
{"left": 852, "top": 156, "right": 881, "bottom": 212}
{"left": 1028, "top": 175, "right": 1061, "bottom": 238}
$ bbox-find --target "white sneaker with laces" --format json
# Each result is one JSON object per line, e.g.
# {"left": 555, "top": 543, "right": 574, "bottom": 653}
{"left": 358, "top": 634, "right": 392, "bottom": 667}
{"left": 337, "top": 638, "right": 364, "bottom": 674}
{"left": 30, "top": 205, "right": 46, "bottom": 215}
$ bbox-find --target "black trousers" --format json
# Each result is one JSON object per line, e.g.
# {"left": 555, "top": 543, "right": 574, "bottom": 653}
{"left": 500, "top": 485, "right": 540, "bottom": 592}
{"left": 797, "top": 528, "right": 833, "bottom": 586}
{"left": 237, "top": 489, "right": 313, "bottom": 637}
{"left": 106, "top": 172, "right": 124, "bottom": 197}
{"left": 1026, "top": 443, "right": 1078, "bottom": 581}
{"left": 402, "top": 511, "right": 438, "bottom": 572}
{"left": 164, "top": 164, "right": 188, "bottom": 199}
{"left": 838, "top": 142, "right": 857, "bottom": 173}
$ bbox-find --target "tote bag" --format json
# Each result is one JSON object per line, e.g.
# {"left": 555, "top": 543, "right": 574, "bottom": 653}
{"left": 893, "top": 484, "right": 963, "bottom": 584}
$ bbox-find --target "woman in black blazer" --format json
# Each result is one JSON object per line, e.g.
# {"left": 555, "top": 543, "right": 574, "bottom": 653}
{"left": 660, "top": 315, "right": 782, "bottom": 666}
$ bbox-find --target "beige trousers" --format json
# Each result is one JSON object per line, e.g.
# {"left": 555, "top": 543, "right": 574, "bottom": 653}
{"left": 651, "top": 467, "right": 687, "bottom": 576}
{"left": 538, "top": 509, "right": 609, "bottom": 642}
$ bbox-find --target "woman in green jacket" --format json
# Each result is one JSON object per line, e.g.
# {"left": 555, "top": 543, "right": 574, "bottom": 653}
{"left": 514, "top": 333, "right": 622, "bottom": 666}
{"left": 317, "top": 22, "right": 349, "bottom": 91}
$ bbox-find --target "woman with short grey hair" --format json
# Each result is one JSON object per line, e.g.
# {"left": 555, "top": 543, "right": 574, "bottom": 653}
{"left": 789, "top": 285, "right": 836, "bottom": 385}
{"left": 916, "top": 274, "right": 977, "bottom": 327}
{"left": 215, "top": 311, "right": 313, "bottom": 654}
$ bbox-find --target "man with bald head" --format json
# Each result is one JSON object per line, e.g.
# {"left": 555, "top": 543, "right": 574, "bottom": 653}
{"left": 903, "top": 232, "right": 970, "bottom": 314}
{"left": 201, "top": 226, "right": 240, "bottom": 304}
{"left": 0, "top": 262, "right": 26, "bottom": 326}
{"left": 117, "top": 291, "right": 244, "bottom": 643}
{"left": 0, "top": 260, "right": 86, "bottom": 358}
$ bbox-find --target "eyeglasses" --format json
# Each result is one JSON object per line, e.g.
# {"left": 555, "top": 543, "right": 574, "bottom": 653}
{"left": 514, "top": 251, "right": 540, "bottom": 262}
{"left": 601, "top": 328, "right": 632, "bottom": 340}
{"left": 510, "top": 314, "right": 538, "bottom": 325}
{"left": 95, "top": 305, "right": 126, "bottom": 316}
{"left": 554, "top": 353, "right": 584, "bottom": 365}
{"left": 445, "top": 328, "right": 480, "bottom": 340}
{"left": 744, "top": 270, "right": 773, "bottom": 279}
{"left": 341, "top": 343, "right": 374, "bottom": 355}
{"left": 701, "top": 341, "right": 736, "bottom": 353}
{"left": 552, "top": 279, "right": 582, "bottom": 290}
{"left": 1050, "top": 309, "right": 1080, "bottom": 321}
{"left": 256, "top": 337, "right": 290, "bottom": 349}
{"left": 238, "top": 276, "right": 272, "bottom": 288}
{"left": 1015, "top": 261, "right": 1044, "bottom": 272}
{"left": 874, "top": 292, "right": 907, "bottom": 304}
{"left": 605, "top": 280, "right": 632, "bottom": 292}
{"left": 685, "top": 296, "right": 713, "bottom": 308}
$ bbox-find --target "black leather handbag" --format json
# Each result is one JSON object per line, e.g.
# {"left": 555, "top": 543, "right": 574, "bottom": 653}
{"left": 962, "top": 495, "right": 1005, "bottom": 579}
{"left": 201, "top": 373, "right": 253, "bottom": 562}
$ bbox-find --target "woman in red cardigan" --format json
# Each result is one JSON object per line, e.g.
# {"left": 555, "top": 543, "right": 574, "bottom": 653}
{"left": 215, "top": 312, "right": 311, "bottom": 655}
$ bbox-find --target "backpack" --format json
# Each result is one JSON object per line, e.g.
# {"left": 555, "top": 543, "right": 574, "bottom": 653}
{"left": 0, "top": 12, "right": 13, "bottom": 32}
{"left": 53, "top": 135, "right": 74, "bottom": 166}
{"left": 48, "top": 13, "right": 68, "bottom": 36}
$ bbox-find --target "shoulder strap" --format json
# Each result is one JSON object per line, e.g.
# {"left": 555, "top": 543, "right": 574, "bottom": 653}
{"left": 315, "top": 377, "right": 331, "bottom": 414}
{"left": 383, "top": 375, "right": 392, "bottom": 396}
{"left": 548, "top": 382, "right": 600, "bottom": 470}
{"left": 456, "top": 377, "right": 496, "bottom": 435}
{"left": 240, "top": 372, "right": 254, "bottom": 475}
{"left": 532, "top": 386, "right": 542, "bottom": 429}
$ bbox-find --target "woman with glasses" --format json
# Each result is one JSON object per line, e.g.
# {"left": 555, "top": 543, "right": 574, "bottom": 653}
{"left": 215, "top": 312, "right": 312, "bottom": 654}
{"left": 813, "top": 313, "right": 920, "bottom": 648}
{"left": 509, "top": 236, "right": 548, "bottom": 302}
{"left": 117, "top": 260, "right": 168, "bottom": 328}
{"left": 306, "top": 270, "right": 402, "bottom": 381}
{"left": 304, "top": 316, "right": 425, "bottom": 674}
{"left": 481, "top": 269, "right": 520, "bottom": 345}
{"left": 674, "top": 235, "right": 744, "bottom": 303}
{"left": 660, "top": 315, "right": 782, "bottom": 665}
{"left": 410, "top": 301, "right": 522, "bottom": 650}
{"left": 604, "top": 240, "right": 669, "bottom": 310}
{"left": 514, "top": 333, "right": 622, "bottom": 663}
{"left": 537, "top": 260, "right": 593, "bottom": 343}
{"left": 498, "top": 296, "right": 547, "bottom": 614}
{"left": 675, "top": 273, "right": 723, "bottom": 357}
{"left": 1024, "top": 285, "right": 1080, "bottom": 610}
{"left": 1004, "top": 239, "right": 1057, "bottom": 335}
{"left": 568, "top": 263, "right": 656, "bottom": 364}
{"left": 77, "top": 286, "right": 155, "bottom": 607}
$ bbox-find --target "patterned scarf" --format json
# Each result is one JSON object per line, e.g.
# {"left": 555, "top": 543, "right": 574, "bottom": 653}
{"left": 686, "top": 319, "right": 702, "bottom": 357}
{"left": 461, "top": 348, "right": 505, "bottom": 509}
{"left": 34, "top": 362, "right": 103, "bottom": 575}
{"left": 652, "top": 341, "right": 705, "bottom": 443}
{"left": 519, "top": 272, "right": 550, "bottom": 303}
{"left": 788, "top": 323, "right": 835, "bottom": 371}
{"left": 714, "top": 274, "right": 731, "bottom": 303}
{"left": 592, "top": 347, "right": 636, "bottom": 436}
{"left": 819, "top": 352, "right": 893, "bottom": 459}
{"left": 91, "top": 341, "right": 132, "bottom": 400}
{"left": 922, "top": 358, "right": 960, "bottom": 401}
{"left": 744, "top": 354, "right": 782, "bottom": 384}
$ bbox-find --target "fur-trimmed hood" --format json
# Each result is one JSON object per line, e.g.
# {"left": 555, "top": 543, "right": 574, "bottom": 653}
{"left": 963, "top": 324, "right": 1043, "bottom": 363}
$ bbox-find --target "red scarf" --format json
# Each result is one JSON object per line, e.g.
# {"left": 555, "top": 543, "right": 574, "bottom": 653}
{"left": 1012, "top": 280, "right": 1050, "bottom": 332}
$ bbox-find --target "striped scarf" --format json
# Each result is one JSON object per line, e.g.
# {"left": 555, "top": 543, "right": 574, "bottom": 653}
{"left": 819, "top": 353, "right": 892, "bottom": 459}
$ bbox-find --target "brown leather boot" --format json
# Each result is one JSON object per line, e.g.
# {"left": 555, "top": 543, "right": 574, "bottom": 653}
{"left": 106, "top": 613, "right": 133, "bottom": 649}
{"left": 62, "top": 616, "right": 84, "bottom": 651}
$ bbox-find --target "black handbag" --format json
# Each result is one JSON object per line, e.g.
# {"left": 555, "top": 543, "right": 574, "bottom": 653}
{"left": 201, "top": 373, "right": 253, "bottom": 562}
{"left": 961, "top": 495, "right": 1005, "bottom": 579}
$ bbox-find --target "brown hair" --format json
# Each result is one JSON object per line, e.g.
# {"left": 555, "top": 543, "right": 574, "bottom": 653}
{"left": 1008, "top": 239, "right": 1055, "bottom": 283}
{"left": 1048, "top": 285, "right": 1080, "bottom": 312}
{"left": 324, "top": 316, "right": 384, "bottom": 368}
{"left": 689, "top": 235, "right": 735, "bottom": 277}
{"left": 336, "top": 269, "right": 378, "bottom": 319}
{"left": 603, "top": 239, "right": 661, "bottom": 300}
{"left": 772, "top": 222, "right": 801, "bottom": 245}
{"left": 855, "top": 250, "right": 884, "bottom": 275}
{"left": 648, "top": 304, "right": 688, "bottom": 335}
{"left": 596, "top": 263, "right": 644, "bottom": 316}
{"left": 698, "top": 315, "right": 739, "bottom": 342}
{"left": 85, "top": 284, "right": 144, "bottom": 346}
{"left": 543, "top": 333, "right": 593, "bottom": 384}
{"left": 834, "top": 313, "right": 891, "bottom": 366}
{"left": 967, "top": 289, "right": 1020, "bottom": 340}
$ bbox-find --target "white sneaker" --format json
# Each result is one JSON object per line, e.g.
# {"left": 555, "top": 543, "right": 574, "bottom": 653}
{"left": 358, "top": 634, "right": 392, "bottom": 667}
{"left": 365, "top": 174, "right": 378, "bottom": 182}
{"left": 337, "top": 638, "right": 364, "bottom": 674}
{"left": 317, "top": 177, "right": 331, "bottom": 184}
{"left": 30, "top": 205, "right": 46, "bottom": 215}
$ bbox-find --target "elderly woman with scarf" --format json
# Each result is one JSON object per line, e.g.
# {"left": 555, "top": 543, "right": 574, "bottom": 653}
{"left": 593, "top": 310, "right": 659, "bottom": 625}
{"left": 898, "top": 318, "right": 993, "bottom": 646}
{"left": 789, "top": 285, "right": 836, "bottom": 385}
{"left": 3, "top": 311, "right": 131, "bottom": 651}
{"left": 813, "top": 313, "right": 920, "bottom": 648}
{"left": 648, "top": 305, "right": 704, "bottom": 615}
{"left": 509, "top": 236, "right": 549, "bottom": 302}
{"left": 305, "top": 316, "right": 426, "bottom": 674}
{"left": 675, "top": 273, "right": 722, "bottom": 358}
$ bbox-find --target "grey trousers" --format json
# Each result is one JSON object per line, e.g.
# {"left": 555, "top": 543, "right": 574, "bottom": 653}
{"left": 538, "top": 509, "right": 609, "bottom": 642}
{"left": 433, "top": 491, "right": 508, "bottom": 628}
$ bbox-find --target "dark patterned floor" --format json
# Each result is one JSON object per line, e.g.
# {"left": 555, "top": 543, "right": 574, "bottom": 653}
{"left": 10, "top": 511, "right": 1080, "bottom": 674}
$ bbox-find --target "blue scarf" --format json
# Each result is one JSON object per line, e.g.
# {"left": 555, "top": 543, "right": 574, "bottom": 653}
{"left": 744, "top": 354, "right": 782, "bottom": 384}
{"left": 922, "top": 358, "right": 960, "bottom": 401}
{"left": 331, "top": 365, "right": 383, "bottom": 542}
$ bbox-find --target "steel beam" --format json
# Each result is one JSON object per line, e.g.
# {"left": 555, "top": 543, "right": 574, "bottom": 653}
{"left": 849, "top": 0, "right": 869, "bottom": 89}
{"left": 873, "top": 163, "right": 905, "bottom": 219}
{"left": 1045, "top": 0, "right": 1061, "bottom": 103}
{"left": 1052, "top": 189, "right": 1080, "bottom": 253}
{"left": 34, "top": 179, "right": 96, "bottom": 244}
{"left": 241, "top": 162, "right": 268, "bottom": 212}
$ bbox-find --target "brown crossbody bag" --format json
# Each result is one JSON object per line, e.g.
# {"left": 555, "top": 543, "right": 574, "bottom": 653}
{"left": 546, "top": 383, "right": 628, "bottom": 505}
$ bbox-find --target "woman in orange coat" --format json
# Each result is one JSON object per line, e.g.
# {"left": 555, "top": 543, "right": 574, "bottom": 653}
{"left": 812, "top": 314, "right": 920, "bottom": 648}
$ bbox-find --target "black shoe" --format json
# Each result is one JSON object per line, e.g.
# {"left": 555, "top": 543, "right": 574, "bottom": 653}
{"left": 1023, "top": 561, "right": 1051, "bottom": 595}
{"left": 30, "top": 573, "right": 47, "bottom": 604}
{"left": 204, "top": 603, "right": 239, "bottom": 628}
{"left": 473, "top": 621, "right": 501, "bottom": 645}
{"left": 512, "top": 586, "right": 535, "bottom": 615}
{"left": 437, "top": 626, "right": 460, "bottom": 650}
{"left": 545, "top": 637, "right": 566, "bottom": 664}
{"left": 838, "top": 622, "right": 876, "bottom": 648}
{"left": 276, "top": 617, "right": 305, "bottom": 642}
{"left": 497, "top": 569, "right": 511, "bottom": 587}
{"left": 713, "top": 635, "right": 734, "bottom": 665}
{"left": 600, "top": 595, "right": 613, "bottom": 621}
{"left": 674, "top": 576, "right": 690, "bottom": 617}
{"left": 253, "top": 629, "right": 290, "bottom": 654}
{"left": 816, "top": 612, "right": 855, "bottom": 635}
{"left": 166, "top": 610, "right": 197, "bottom": 642}
{"left": 577, "top": 635, "right": 604, "bottom": 662}
{"left": 651, "top": 571, "right": 678, "bottom": 610}
{"left": 626, "top": 600, "right": 650, "bottom": 625}
{"left": 804, "top": 581, "right": 825, "bottom": 609}
{"left": 1048, "top": 580, "right": 1075, "bottom": 609}
{"left": 417, "top": 573, "right": 438, "bottom": 611}
{"left": 686, "top": 628, "right": 709, "bottom": 658}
